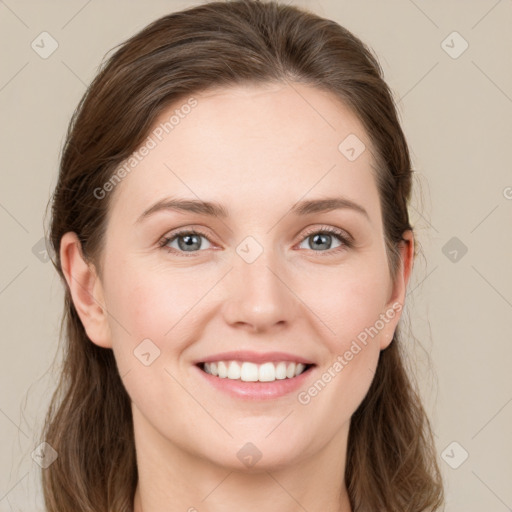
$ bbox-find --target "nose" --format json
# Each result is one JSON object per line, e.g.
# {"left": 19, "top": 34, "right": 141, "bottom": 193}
{"left": 221, "top": 247, "right": 300, "bottom": 333}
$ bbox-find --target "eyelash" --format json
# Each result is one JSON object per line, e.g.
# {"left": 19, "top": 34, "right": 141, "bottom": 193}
{"left": 158, "top": 226, "right": 353, "bottom": 258}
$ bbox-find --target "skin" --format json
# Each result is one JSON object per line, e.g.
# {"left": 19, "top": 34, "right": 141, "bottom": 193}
{"left": 61, "top": 81, "right": 414, "bottom": 512}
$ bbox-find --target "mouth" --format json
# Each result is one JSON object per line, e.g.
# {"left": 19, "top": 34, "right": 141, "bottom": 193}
{"left": 196, "top": 360, "right": 316, "bottom": 383}
{"left": 193, "top": 350, "right": 317, "bottom": 400}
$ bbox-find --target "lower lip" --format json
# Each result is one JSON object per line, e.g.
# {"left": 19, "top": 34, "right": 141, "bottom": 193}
{"left": 194, "top": 364, "right": 316, "bottom": 400}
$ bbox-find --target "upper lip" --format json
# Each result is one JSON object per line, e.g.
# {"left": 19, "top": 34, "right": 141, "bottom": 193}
{"left": 195, "top": 350, "right": 316, "bottom": 365}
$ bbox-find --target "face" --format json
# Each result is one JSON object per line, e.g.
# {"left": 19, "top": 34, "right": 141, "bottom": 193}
{"left": 64, "top": 82, "right": 412, "bottom": 472}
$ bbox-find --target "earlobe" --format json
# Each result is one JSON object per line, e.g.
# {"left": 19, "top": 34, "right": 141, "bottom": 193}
{"left": 379, "top": 230, "right": 415, "bottom": 350}
{"left": 60, "top": 232, "right": 112, "bottom": 348}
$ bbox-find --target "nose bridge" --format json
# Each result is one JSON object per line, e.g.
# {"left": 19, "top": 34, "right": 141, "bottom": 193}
{"left": 222, "top": 239, "right": 297, "bottom": 330}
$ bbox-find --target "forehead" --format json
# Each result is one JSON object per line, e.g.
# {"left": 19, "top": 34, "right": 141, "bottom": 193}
{"left": 107, "top": 82, "right": 382, "bottom": 225}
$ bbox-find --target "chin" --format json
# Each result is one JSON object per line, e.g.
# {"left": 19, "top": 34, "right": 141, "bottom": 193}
{"left": 199, "top": 438, "right": 308, "bottom": 473}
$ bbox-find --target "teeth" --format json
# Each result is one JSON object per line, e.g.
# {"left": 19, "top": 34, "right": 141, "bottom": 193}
{"left": 295, "top": 363, "right": 305, "bottom": 376}
{"left": 202, "top": 361, "right": 310, "bottom": 382}
{"left": 275, "top": 361, "right": 287, "bottom": 380}
{"left": 227, "top": 361, "right": 241, "bottom": 380}
{"left": 241, "top": 362, "right": 259, "bottom": 382}
{"left": 217, "top": 361, "right": 228, "bottom": 378}
{"left": 258, "top": 362, "right": 275, "bottom": 382}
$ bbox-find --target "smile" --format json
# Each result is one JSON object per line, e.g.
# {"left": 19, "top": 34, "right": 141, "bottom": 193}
{"left": 194, "top": 350, "right": 317, "bottom": 400}
{"left": 200, "top": 360, "right": 313, "bottom": 382}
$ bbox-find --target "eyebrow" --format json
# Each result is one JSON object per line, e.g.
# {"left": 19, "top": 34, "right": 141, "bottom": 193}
{"left": 136, "top": 196, "right": 370, "bottom": 223}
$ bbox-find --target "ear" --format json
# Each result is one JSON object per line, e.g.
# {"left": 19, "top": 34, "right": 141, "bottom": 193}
{"left": 60, "top": 232, "right": 112, "bottom": 348}
{"left": 379, "top": 229, "right": 414, "bottom": 350}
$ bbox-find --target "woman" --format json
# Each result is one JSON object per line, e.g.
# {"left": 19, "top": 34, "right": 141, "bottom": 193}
{"left": 42, "top": 0, "right": 444, "bottom": 510}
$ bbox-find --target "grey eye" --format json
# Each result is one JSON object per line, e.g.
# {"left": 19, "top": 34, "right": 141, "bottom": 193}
{"left": 165, "top": 232, "right": 212, "bottom": 252}
{"left": 298, "top": 232, "right": 343, "bottom": 251}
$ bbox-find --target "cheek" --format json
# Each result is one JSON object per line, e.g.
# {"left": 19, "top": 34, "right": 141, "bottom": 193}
{"left": 101, "top": 261, "right": 195, "bottom": 375}
{"left": 105, "top": 259, "right": 203, "bottom": 336}
{"left": 102, "top": 261, "right": 231, "bottom": 387}
{"left": 296, "top": 266, "right": 388, "bottom": 438}
{"left": 306, "top": 257, "right": 392, "bottom": 418}
{"left": 298, "top": 342, "right": 380, "bottom": 451}
{"left": 101, "top": 265, "right": 202, "bottom": 410}
{"left": 298, "top": 256, "right": 392, "bottom": 349}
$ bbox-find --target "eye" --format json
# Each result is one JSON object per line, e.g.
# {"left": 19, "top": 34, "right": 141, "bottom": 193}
{"left": 158, "top": 226, "right": 353, "bottom": 257}
{"left": 297, "top": 226, "right": 353, "bottom": 255}
{"left": 159, "top": 229, "right": 213, "bottom": 256}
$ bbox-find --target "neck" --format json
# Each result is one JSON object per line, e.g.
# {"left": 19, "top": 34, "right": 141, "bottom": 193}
{"left": 133, "top": 470, "right": 352, "bottom": 512}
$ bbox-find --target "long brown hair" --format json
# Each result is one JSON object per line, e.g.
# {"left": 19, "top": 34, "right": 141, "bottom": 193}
{"left": 42, "top": 1, "right": 444, "bottom": 510}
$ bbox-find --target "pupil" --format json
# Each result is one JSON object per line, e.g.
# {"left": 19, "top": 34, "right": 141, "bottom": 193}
{"left": 311, "top": 233, "right": 330, "bottom": 250}
{"left": 179, "top": 234, "right": 201, "bottom": 251}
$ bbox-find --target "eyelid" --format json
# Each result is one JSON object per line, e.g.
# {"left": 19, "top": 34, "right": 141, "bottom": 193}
{"left": 299, "top": 225, "right": 354, "bottom": 245}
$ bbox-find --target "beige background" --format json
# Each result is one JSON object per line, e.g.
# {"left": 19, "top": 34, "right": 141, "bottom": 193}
{"left": 1, "top": 0, "right": 511, "bottom": 510}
